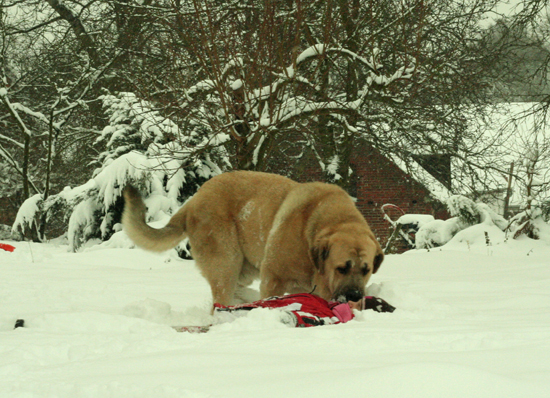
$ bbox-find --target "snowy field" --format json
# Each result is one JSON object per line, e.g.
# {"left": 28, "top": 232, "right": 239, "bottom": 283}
{"left": 2, "top": 226, "right": 550, "bottom": 398}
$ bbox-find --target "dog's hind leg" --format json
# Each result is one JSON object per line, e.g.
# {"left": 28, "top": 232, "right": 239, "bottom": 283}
{"left": 189, "top": 227, "right": 245, "bottom": 306}
{"left": 194, "top": 251, "right": 244, "bottom": 306}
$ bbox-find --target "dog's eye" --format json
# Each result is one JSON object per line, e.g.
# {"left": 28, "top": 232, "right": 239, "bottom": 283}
{"left": 362, "top": 264, "right": 371, "bottom": 276}
{"left": 336, "top": 266, "right": 349, "bottom": 275}
{"left": 337, "top": 261, "right": 352, "bottom": 275}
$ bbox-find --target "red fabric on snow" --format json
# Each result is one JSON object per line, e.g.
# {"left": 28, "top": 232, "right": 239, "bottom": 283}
{"left": 0, "top": 243, "right": 15, "bottom": 252}
{"left": 214, "top": 293, "right": 352, "bottom": 327}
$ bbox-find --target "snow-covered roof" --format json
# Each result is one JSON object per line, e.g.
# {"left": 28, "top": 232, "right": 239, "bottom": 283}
{"left": 389, "top": 153, "right": 452, "bottom": 203}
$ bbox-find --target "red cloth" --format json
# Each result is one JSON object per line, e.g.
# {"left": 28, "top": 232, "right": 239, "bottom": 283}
{"left": 0, "top": 243, "right": 15, "bottom": 252}
{"left": 214, "top": 293, "right": 354, "bottom": 327}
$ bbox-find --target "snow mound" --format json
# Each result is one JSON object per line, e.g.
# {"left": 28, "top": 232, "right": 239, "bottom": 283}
{"left": 122, "top": 298, "right": 212, "bottom": 328}
{"left": 444, "top": 223, "right": 506, "bottom": 249}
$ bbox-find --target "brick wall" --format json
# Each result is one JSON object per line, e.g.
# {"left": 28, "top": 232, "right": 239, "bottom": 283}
{"left": 350, "top": 146, "right": 448, "bottom": 248}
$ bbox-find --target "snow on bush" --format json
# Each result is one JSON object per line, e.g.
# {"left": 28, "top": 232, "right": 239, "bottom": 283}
{"left": 415, "top": 218, "right": 461, "bottom": 249}
{"left": 12, "top": 193, "right": 43, "bottom": 238}
{"left": 67, "top": 195, "right": 102, "bottom": 251}
{"left": 416, "top": 196, "right": 550, "bottom": 249}
{"left": 95, "top": 92, "right": 179, "bottom": 167}
{"left": 62, "top": 150, "right": 220, "bottom": 252}
{"left": 446, "top": 195, "right": 506, "bottom": 229}
{"left": 415, "top": 195, "right": 508, "bottom": 249}
{"left": 387, "top": 214, "right": 435, "bottom": 250}
{"left": 446, "top": 195, "right": 480, "bottom": 225}
{"left": 507, "top": 205, "right": 550, "bottom": 241}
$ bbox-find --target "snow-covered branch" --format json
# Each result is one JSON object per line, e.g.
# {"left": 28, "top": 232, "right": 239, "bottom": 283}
{"left": 0, "top": 131, "right": 24, "bottom": 148}
{"left": 0, "top": 88, "right": 33, "bottom": 137}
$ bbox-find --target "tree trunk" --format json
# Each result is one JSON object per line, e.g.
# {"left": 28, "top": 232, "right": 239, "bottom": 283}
{"left": 503, "top": 162, "right": 514, "bottom": 218}
{"left": 22, "top": 134, "right": 31, "bottom": 200}
{"left": 38, "top": 113, "right": 56, "bottom": 241}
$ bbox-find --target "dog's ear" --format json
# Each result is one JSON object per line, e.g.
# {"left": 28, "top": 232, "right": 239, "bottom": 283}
{"left": 373, "top": 250, "right": 384, "bottom": 274}
{"left": 310, "top": 239, "right": 330, "bottom": 273}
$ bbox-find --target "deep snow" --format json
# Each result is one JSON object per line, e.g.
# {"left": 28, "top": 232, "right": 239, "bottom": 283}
{"left": 2, "top": 228, "right": 550, "bottom": 398}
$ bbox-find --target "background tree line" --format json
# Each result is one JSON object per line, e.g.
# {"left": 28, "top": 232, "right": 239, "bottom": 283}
{"left": 0, "top": 0, "right": 549, "bottom": 244}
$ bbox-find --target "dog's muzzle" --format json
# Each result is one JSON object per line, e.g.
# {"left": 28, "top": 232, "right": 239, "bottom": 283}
{"left": 335, "top": 288, "right": 364, "bottom": 303}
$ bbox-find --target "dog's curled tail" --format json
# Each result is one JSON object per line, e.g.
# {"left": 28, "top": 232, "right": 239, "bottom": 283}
{"left": 122, "top": 185, "right": 187, "bottom": 252}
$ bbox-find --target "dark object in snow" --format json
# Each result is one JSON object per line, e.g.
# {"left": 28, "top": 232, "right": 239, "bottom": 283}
{"left": 14, "top": 319, "right": 25, "bottom": 329}
{"left": 0, "top": 243, "right": 15, "bottom": 252}
{"left": 363, "top": 296, "right": 396, "bottom": 313}
{"left": 172, "top": 325, "right": 210, "bottom": 333}
{"left": 172, "top": 294, "right": 396, "bottom": 332}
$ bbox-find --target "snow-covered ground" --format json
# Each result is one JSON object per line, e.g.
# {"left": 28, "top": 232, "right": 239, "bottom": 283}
{"left": 2, "top": 227, "right": 550, "bottom": 398}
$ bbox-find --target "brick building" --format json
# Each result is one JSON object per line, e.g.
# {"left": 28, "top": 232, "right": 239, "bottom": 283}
{"left": 351, "top": 148, "right": 449, "bottom": 246}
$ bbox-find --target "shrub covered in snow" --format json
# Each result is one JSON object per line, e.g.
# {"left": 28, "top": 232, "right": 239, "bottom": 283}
{"left": 11, "top": 194, "right": 43, "bottom": 240}
{"left": 415, "top": 218, "right": 462, "bottom": 249}
{"left": 507, "top": 205, "right": 550, "bottom": 240}
{"left": 415, "top": 195, "right": 508, "bottom": 249}
{"left": 446, "top": 195, "right": 507, "bottom": 229}
{"left": 65, "top": 151, "right": 220, "bottom": 251}
{"left": 384, "top": 213, "right": 435, "bottom": 252}
{"left": 446, "top": 195, "right": 481, "bottom": 226}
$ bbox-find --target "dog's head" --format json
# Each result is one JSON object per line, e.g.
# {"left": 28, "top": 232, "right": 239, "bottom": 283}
{"left": 310, "top": 226, "right": 384, "bottom": 302}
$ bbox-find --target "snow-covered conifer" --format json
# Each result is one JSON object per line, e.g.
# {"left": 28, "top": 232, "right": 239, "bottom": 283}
{"left": 15, "top": 93, "right": 223, "bottom": 250}
{"left": 95, "top": 93, "right": 179, "bottom": 170}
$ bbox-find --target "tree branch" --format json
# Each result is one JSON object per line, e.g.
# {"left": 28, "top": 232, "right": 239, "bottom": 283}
{"left": 45, "top": 0, "right": 100, "bottom": 67}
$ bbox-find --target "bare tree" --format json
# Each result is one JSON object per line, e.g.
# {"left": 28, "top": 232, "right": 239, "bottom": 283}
{"left": 142, "top": 0, "right": 503, "bottom": 192}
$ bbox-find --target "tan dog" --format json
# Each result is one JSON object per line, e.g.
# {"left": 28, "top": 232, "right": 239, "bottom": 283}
{"left": 122, "top": 171, "right": 383, "bottom": 305}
